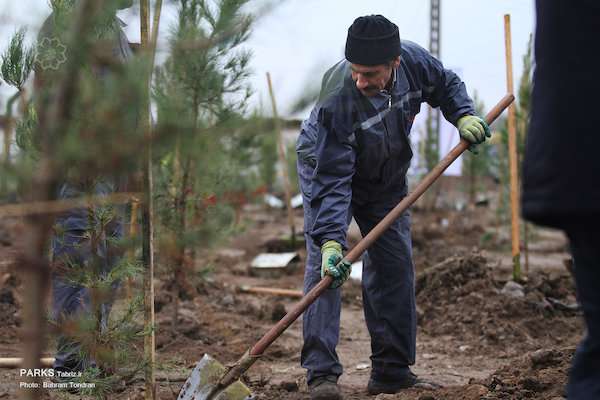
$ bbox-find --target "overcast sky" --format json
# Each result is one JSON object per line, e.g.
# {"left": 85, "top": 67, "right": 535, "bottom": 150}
{"left": 0, "top": 0, "right": 535, "bottom": 119}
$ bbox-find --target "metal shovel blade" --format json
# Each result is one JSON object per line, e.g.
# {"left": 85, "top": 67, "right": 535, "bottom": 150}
{"left": 178, "top": 354, "right": 253, "bottom": 400}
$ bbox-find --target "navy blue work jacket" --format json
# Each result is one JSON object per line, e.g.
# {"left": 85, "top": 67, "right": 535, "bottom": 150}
{"left": 296, "top": 41, "right": 474, "bottom": 249}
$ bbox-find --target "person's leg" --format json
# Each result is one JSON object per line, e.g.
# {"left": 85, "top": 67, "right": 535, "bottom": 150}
{"left": 566, "top": 227, "right": 600, "bottom": 400}
{"left": 51, "top": 205, "right": 123, "bottom": 372}
{"left": 298, "top": 159, "right": 344, "bottom": 384}
{"left": 354, "top": 202, "right": 416, "bottom": 382}
{"left": 52, "top": 277, "right": 92, "bottom": 372}
{"left": 51, "top": 220, "right": 94, "bottom": 372}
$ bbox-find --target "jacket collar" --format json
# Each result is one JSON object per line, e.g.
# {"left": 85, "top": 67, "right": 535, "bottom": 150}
{"left": 365, "top": 66, "right": 410, "bottom": 109}
{"left": 392, "top": 64, "right": 410, "bottom": 96}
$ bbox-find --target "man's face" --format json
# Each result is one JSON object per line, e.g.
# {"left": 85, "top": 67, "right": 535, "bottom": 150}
{"left": 350, "top": 57, "right": 400, "bottom": 97}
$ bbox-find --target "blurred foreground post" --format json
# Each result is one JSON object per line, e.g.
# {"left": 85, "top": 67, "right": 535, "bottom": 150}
{"left": 19, "top": 1, "right": 105, "bottom": 399}
{"left": 140, "top": 0, "right": 163, "bottom": 398}
{"left": 266, "top": 72, "right": 296, "bottom": 246}
{"left": 504, "top": 14, "right": 521, "bottom": 281}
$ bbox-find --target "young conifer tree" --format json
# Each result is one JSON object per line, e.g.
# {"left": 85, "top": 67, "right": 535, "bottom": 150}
{"left": 0, "top": 1, "right": 158, "bottom": 398}
{"left": 517, "top": 35, "right": 533, "bottom": 269}
{"left": 152, "top": 0, "right": 258, "bottom": 327}
{"left": 0, "top": 28, "right": 35, "bottom": 194}
{"left": 491, "top": 37, "right": 532, "bottom": 228}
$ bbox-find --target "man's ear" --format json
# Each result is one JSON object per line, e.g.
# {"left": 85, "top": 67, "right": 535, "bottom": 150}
{"left": 392, "top": 56, "right": 401, "bottom": 69}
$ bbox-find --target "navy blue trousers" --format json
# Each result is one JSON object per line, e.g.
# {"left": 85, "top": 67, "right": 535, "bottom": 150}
{"left": 566, "top": 227, "right": 600, "bottom": 399}
{"left": 298, "top": 160, "right": 416, "bottom": 383}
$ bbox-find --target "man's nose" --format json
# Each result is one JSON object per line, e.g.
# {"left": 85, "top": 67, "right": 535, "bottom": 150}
{"left": 355, "top": 75, "right": 368, "bottom": 90}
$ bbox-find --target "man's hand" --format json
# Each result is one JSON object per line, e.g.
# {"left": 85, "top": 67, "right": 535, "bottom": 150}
{"left": 457, "top": 115, "right": 491, "bottom": 153}
{"left": 321, "top": 240, "right": 352, "bottom": 289}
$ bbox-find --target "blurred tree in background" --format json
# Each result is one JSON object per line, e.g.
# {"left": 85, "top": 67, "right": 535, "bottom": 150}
{"left": 461, "top": 91, "right": 495, "bottom": 205}
{"left": 0, "top": 0, "right": 285, "bottom": 396}
{"left": 488, "top": 35, "right": 532, "bottom": 245}
{"left": 152, "top": 0, "right": 260, "bottom": 326}
{"left": 0, "top": 28, "right": 35, "bottom": 195}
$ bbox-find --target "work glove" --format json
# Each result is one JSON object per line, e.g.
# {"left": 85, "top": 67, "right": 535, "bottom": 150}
{"left": 321, "top": 240, "right": 352, "bottom": 289}
{"left": 457, "top": 115, "right": 491, "bottom": 154}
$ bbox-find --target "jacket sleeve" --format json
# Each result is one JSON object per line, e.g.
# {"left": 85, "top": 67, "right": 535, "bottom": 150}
{"left": 409, "top": 44, "right": 475, "bottom": 125}
{"left": 308, "top": 105, "right": 356, "bottom": 250}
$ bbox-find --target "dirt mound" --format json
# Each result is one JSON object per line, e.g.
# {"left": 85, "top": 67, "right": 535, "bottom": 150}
{"left": 416, "top": 253, "right": 583, "bottom": 354}
{"left": 478, "top": 348, "right": 572, "bottom": 399}
{"left": 410, "top": 209, "right": 489, "bottom": 271}
{"left": 297, "top": 348, "right": 572, "bottom": 400}
{"left": 416, "top": 252, "right": 493, "bottom": 300}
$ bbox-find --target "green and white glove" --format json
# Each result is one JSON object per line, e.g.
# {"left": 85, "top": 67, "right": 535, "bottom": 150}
{"left": 457, "top": 115, "right": 491, "bottom": 153}
{"left": 321, "top": 240, "right": 352, "bottom": 289}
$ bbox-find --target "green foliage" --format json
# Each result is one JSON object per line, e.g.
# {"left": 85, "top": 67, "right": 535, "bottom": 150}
{"left": 492, "top": 125, "right": 510, "bottom": 223}
{"left": 32, "top": 3, "right": 148, "bottom": 183}
{"left": 261, "top": 131, "right": 277, "bottom": 189}
{"left": 479, "top": 231, "right": 494, "bottom": 248}
{"left": 49, "top": 0, "right": 77, "bottom": 12}
{"left": 287, "top": 140, "right": 298, "bottom": 192}
{"left": 57, "top": 59, "right": 146, "bottom": 179}
{"left": 48, "top": 0, "right": 130, "bottom": 40}
{"left": 51, "top": 204, "right": 145, "bottom": 397}
{"left": 0, "top": 28, "right": 35, "bottom": 89}
{"left": 424, "top": 109, "right": 440, "bottom": 172}
{"left": 8, "top": 4, "right": 150, "bottom": 395}
{"left": 152, "top": 0, "right": 257, "bottom": 311}
{"left": 493, "top": 35, "right": 533, "bottom": 224}
{"left": 517, "top": 34, "right": 533, "bottom": 159}
{"left": 518, "top": 35, "right": 533, "bottom": 120}
{"left": 0, "top": 0, "right": 265, "bottom": 393}
{"left": 461, "top": 91, "right": 495, "bottom": 203}
{"left": 156, "top": 0, "right": 253, "bottom": 123}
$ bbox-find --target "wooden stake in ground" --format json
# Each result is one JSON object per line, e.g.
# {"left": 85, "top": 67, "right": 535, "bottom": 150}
{"left": 504, "top": 14, "right": 521, "bottom": 281}
{"left": 239, "top": 286, "right": 303, "bottom": 298}
{"left": 0, "top": 192, "right": 138, "bottom": 218}
{"left": 266, "top": 72, "right": 296, "bottom": 246}
{"left": 126, "top": 197, "right": 139, "bottom": 299}
{"left": 0, "top": 358, "right": 54, "bottom": 368}
{"left": 140, "top": 0, "right": 163, "bottom": 398}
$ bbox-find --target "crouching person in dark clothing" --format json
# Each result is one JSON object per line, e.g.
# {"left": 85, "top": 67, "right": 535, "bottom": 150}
{"left": 35, "top": 0, "right": 134, "bottom": 373}
{"left": 521, "top": 1, "right": 600, "bottom": 399}
{"left": 50, "top": 181, "right": 126, "bottom": 372}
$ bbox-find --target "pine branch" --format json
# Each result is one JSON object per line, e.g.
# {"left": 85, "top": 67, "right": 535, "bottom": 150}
{"left": 0, "top": 28, "right": 35, "bottom": 90}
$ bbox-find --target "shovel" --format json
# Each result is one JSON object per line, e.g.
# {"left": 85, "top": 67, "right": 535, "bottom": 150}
{"left": 178, "top": 94, "right": 515, "bottom": 400}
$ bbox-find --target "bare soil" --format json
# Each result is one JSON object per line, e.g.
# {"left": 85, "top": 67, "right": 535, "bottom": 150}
{"left": 0, "top": 195, "right": 582, "bottom": 400}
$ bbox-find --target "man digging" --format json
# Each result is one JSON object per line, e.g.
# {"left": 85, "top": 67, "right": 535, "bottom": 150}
{"left": 296, "top": 15, "right": 489, "bottom": 399}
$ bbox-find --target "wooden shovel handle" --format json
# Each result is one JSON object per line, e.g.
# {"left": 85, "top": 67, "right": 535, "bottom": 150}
{"left": 250, "top": 93, "right": 515, "bottom": 357}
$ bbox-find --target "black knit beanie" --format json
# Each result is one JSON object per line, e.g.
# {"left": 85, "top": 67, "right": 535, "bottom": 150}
{"left": 345, "top": 15, "right": 401, "bottom": 66}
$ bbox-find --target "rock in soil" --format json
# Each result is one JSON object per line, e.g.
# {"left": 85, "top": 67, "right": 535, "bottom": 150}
{"left": 279, "top": 380, "right": 298, "bottom": 392}
{"left": 270, "top": 303, "right": 286, "bottom": 321}
{"left": 0, "top": 287, "right": 15, "bottom": 305}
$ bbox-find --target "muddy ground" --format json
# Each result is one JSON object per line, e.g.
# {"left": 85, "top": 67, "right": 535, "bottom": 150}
{"left": 0, "top": 190, "right": 583, "bottom": 399}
